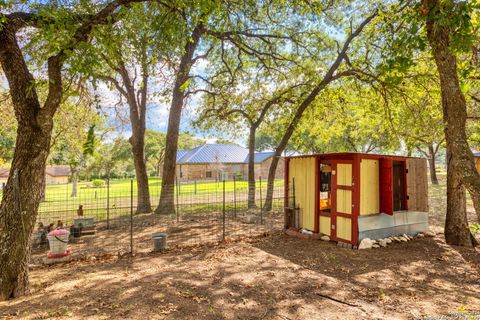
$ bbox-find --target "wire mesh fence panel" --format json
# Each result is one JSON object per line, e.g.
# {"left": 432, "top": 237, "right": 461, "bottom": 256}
{"left": 30, "top": 177, "right": 286, "bottom": 262}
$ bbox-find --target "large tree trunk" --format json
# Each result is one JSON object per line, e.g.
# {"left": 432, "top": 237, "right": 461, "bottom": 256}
{"left": 444, "top": 152, "right": 477, "bottom": 246}
{"left": 70, "top": 166, "right": 79, "bottom": 197}
{"left": 427, "top": 144, "right": 439, "bottom": 185}
{"left": 247, "top": 127, "right": 257, "bottom": 209}
{"left": 0, "top": 122, "right": 52, "bottom": 299}
{"left": 115, "top": 59, "right": 152, "bottom": 214}
{"left": 424, "top": 0, "right": 480, "bottom": 230}
{"left": 130, "top": 134, "right": 151, "bottom": 213}
{"left": 0, "top": 24, "right": 59, "bottom": 299}
{"left": 156, "top": 24, "right": 204, "bottom": 215}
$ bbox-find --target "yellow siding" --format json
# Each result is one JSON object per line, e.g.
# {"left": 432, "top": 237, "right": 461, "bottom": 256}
{"left": 360, "top": 159, "right": 380, "bottom": 215}
{"left": 336, "top": 189, "right": 352, "bottom": 214}
{"left": 337, "top": 163, "right": 352, "bottom": 186}
{"left": 336, "top": 217, "right": 352, "bottom": 241}
{"left": 289, "top": 157, "right": 316, "bottom": 231}
{"left": 320, "top": 216, "right": 331, "bottom": 236}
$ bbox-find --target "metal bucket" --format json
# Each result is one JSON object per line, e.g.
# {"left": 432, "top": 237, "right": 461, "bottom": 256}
{"left": 151, "top": 233, "right": 168, "bottom": 252}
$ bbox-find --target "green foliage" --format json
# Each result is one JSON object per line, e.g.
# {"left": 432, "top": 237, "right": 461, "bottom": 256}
{"left": 0, "top": 93, "right": 16, "bottom": 165}
{"left": 91, "top": 179, "right": 105, "bottom": 188}
{"left": 287, "top": 80, "right": 399, "bottom": 154}
{"left": 83, "top": 125, "right": 96, "bottom": 157}
{"left": 470, "top": 223, "right": 480, "bottom": 235}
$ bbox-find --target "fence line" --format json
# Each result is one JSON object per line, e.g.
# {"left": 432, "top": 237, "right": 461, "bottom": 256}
{"left": 29, "top": 177, "right": 285, "bottom": 262}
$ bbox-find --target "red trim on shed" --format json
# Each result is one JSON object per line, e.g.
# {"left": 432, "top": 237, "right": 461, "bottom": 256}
{"left": 379, "top": 158, "right": 394, "bottom": 215}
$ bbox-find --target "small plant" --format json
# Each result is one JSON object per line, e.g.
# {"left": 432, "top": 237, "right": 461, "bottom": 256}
{"left": 469, "top": 223, "right": 480, "bottom": 235}
{"left": 92, "top": 179, "right": 105, "bottom": 188}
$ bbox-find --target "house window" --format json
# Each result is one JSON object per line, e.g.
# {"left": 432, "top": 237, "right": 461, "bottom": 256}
{"left": 206, "top": 171, "right": 212, "bottom": 178}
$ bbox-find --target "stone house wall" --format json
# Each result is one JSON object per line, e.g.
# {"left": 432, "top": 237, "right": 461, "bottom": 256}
{"left": 176, "top": 157, "right": 285, "bottom": 182}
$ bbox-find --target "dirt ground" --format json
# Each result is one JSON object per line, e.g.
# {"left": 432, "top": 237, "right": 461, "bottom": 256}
{"left": 29, "top": 210, "right": 283, "bottom": 265}
{"left": 1, "top": 233, "right": 479, "bottom": 320}
{"left": 1, "top": 177, "right": 480, "bottom": 319}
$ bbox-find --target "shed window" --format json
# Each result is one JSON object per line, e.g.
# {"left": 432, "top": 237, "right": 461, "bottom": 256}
{"left": 206, "top": 171, "right": 212, "bottom": 178}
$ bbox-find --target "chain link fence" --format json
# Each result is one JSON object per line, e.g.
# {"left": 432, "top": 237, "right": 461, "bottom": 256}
{"left": 29, "top": 177, "right": 285, "bottom": 263}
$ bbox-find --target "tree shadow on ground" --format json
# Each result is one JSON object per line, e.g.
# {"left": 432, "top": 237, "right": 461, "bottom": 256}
{"left": 1, "top": 234, "right": 479, "bottom": 320}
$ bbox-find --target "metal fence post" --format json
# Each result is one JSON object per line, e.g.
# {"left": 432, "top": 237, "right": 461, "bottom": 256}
{"left": 176, "top": 177, "right": 179, "bottom": 222}
{"left": 130, "top": 179, "right": 133, "bottom": 256}
{"left": 233, "top": 175, "right": 237, "bottom": 218}
{"left": 194, "top": 178, "right": 197, "bottom": 195}
{"left": 222, "top": 179, "right": 226, "bottom": 241}
{"left": 106, "top": 177, "right": 110, "bottom": 229}
{"left": 259, "top": 176, "right": 263, "bottom": 224}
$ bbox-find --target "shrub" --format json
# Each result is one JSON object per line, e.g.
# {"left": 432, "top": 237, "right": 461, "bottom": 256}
{"left": 92, "top": 179, "right": 105, "bottom": 188}
{"left": 470, "top": 223, "right": 480, "bottom": 235}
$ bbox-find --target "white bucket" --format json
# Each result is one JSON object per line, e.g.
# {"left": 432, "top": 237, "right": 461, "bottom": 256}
{"left": 47, "top": 229, "right": 70, "bottom": 255}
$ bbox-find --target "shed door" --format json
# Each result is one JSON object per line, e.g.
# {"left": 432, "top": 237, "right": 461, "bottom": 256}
{"left": 379, "top": 158, "right": 393, "bottom": 215}
{"left": 331, "top": 161, "right": 353, "bottom": 243}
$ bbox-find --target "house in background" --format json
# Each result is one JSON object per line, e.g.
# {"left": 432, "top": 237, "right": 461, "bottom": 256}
{"left": 45, "top": 165, "right": 71, "bottom": 184}
{"left": 0, "top": 168, "right": 9, "bottom": 186}
{"left": 0, "top": 165, "right": 71, "bottom": 187}
{"left": 172, "top": 144, "right": 284, "bottom": 181}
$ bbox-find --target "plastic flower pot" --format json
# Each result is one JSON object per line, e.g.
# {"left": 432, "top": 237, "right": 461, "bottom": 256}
{"left": 47, "top": 228, "right": 70, "bottom": 255}
{"left": 151, "top": 232, "right": 168, "bottom": 252}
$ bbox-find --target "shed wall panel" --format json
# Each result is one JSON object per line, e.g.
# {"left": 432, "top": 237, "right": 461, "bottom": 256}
{"left": 337, "top": 163, "right": 353, "bottom": 186}
{"left": 320, "top": 216, "right": 331, "bottom": 236}
{"left": 336, "top": 189, "right": 352, "bottom": 214}
{"left": 336, "top": 216, "right": 352, "bottom": 241}
{"left": 360, "top": 159, "right": 380, "bottom": 215}
{"left": 406, "top": 158, "right": 428, "bottom": 212}
{"left": 289, "top": 157, "right": 316, "bottom": 231}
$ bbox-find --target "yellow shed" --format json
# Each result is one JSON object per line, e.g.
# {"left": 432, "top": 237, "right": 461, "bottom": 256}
{"left": 285, "top": 153, "right": 429, "bottom": 247}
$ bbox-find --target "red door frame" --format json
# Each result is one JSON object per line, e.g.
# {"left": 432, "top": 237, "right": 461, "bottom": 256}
{"left": 316, "top": 158, "right": 334, "bottom": 234}
{"left": 316, "top": 156, "right": 360, "bottom": 245}
{"left": 330, "top": 160, "right": 355, "bottom": 243}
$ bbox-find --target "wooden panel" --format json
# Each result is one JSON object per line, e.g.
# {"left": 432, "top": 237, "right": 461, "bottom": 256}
{"left": 320, "top": 216, "right": 331, "bottom": 236}
{"left": 337, "top": 163, "right": 352, "bottom": 186}
{"left": 476, "top": 158, "right": 480, "bottom": 174}
{"left": 360, "top": 159, "right": 380, "bottom": 215}
{"left": 336, "top": 189, "right": 352, "bottom": 214}
{"left": 289, "top": 157, "right": 316, "bottom": 231}
{"left": 336, "top": 216, "right": 352, "bottom": 241}
{"left": 379, "top": 158, "right": 393, "bottom": 215}
{"left": 406, "top": 158, "right": 429, "bottom": 212}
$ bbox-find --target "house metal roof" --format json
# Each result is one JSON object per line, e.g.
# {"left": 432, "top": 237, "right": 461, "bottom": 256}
{"left": 176, "top": 144, "right": 274, "bottom": 164}
{"left": 45, "top": 165, "right": 71, "bottom": 177}
{"left": 0, "top": 165, "right": 71, "bottom": 178}
{"left": 0, "top": 168, "right": 9, "bottom": 178}
{"left": 473, "top": 152, "right": 480, "bottom": 157}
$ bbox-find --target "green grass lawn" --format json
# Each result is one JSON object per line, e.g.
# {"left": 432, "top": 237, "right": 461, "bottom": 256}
{"left": 33, "top": 178, "right": 285, "bottom": 225}
{"left": 43, "top": 177, "right": 283, "bottom": 200}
